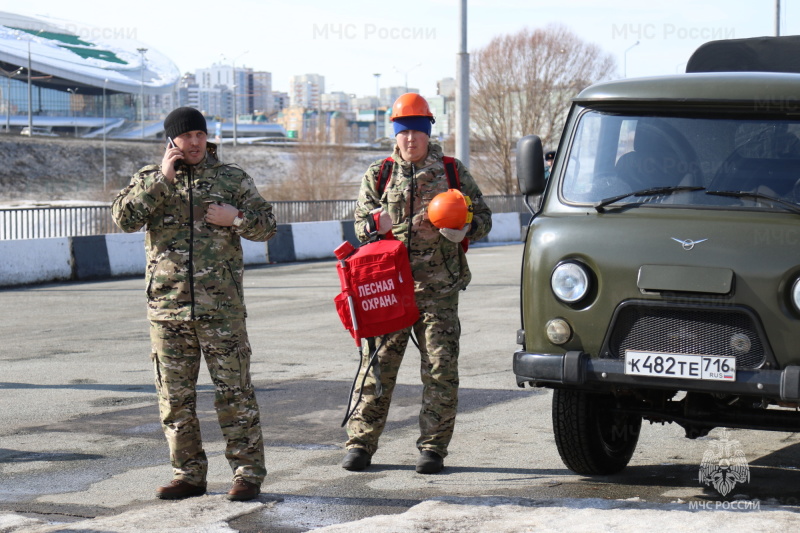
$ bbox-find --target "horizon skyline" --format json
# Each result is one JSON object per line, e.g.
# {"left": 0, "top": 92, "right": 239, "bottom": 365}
{"left": 4, "top": 2, "right": 797, "bottom": 101}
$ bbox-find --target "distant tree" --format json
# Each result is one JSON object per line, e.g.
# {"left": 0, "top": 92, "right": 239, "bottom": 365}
{"left": 260, "top": 140, "right": 353, "bottom": 204}
{"left": 259, "top": 120, "right": 359, "bottom": 213}
{"left": 470, "top": 25, "right": 616, "bottom": 194}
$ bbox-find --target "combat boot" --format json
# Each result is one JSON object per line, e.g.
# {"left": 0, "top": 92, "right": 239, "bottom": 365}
{"left": 155, "top": 479, "right": 207, "bottom": 500}
{"left": 416, "top": 450, "right": 444, "bottom": 474}
{"left": 341, "top": 448, "right": 371, "bottom": 471}
{"left": 227, "top": 478, "right": 261, "bottom": 501}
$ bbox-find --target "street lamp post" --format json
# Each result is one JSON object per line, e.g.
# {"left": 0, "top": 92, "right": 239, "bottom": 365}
{"left": 394, "top": 63, "right": 421, "bottom": 93}
{"left": 27, "top": 40, "right": 33, "bottom": 135}
{"left": 103, "top": 79, "right": 108, "bottom": 191}
{"left": 624, "top": 41, "right": 640, "bottom": 78}
{"left": 137, "top": 47, "right": 147, "bottom": 139}
{"left": 2, "top": 67, "right": 23, "bottom": 132}
{"left": 16, "top": 29, "right": 44, "bottom": 135}
{"left": 455, "top": 0, "right": 470, "bottom": 166}
{"left": 373, "top": 72, "right": 381, "bottom": 142}
{"left": 66, "top": 87, "right": 78, "bottom": 137}
{"left": 230, "top": 51, "right": 248, "bottom": 147}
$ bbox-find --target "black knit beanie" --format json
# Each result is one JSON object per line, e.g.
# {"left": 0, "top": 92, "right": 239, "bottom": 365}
{"left": 164, "top": 107, "right": 207, "bottom": 140}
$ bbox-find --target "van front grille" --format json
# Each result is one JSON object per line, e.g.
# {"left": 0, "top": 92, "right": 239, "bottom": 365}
{"left": 606, "top": 304, "right": 767, "bottom": 369}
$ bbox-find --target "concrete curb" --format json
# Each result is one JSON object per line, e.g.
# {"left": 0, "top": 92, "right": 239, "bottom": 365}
{"left": 106, "top": 233, "right": 146, "bottom": 276}
{"left": 0, "top": 213, "right": 531, "bottom": 287}
{"left": 0, "top": 237, "right": 72, "bottom": 286}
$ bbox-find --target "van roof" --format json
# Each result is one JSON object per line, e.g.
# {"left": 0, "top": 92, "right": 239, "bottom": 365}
{"left": 575, "top": 71, "right": 800, "bottom": 110}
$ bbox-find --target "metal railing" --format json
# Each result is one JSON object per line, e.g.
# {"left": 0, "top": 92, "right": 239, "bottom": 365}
{"left": 272, "top": 199, "right": 358, "bottom": 224}
{"left": 1, "top": 205, "right": 123, "bottom": 240}
{"left": 0, "top": 195, "right": 526, "bottom": 240}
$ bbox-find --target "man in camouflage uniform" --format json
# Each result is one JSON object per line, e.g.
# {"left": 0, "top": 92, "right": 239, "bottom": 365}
{"left": 341, "top": 94, "right": 492, "bottom": 474}
{"left": 112, "top": 107, "right": 276, "bottom": 501}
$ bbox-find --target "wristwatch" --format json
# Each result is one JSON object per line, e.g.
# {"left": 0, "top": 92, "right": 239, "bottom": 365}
{"left": 232, "top": 210, "right": 245, "bottom": 227}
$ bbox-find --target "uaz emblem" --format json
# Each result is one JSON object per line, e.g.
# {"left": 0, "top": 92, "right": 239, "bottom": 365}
{"left": 671, "top": 237, "right": 708, "bottom": 250}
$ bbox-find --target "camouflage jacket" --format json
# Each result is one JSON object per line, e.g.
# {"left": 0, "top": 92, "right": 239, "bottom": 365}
{"left": 112, "top": 143, "right": 277, "bottom": 321}
{"left": 354, "top": 142, "right": 492, "bottom": 297}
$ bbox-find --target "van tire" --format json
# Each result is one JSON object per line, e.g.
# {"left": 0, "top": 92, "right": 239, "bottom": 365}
{"left": 552, "top": 389, "right": 641, "bottom": 475}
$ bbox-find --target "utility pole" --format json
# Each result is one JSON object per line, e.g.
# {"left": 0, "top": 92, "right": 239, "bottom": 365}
{"left": 455, "top": 0, "right": 470, "bottom": 166}
{"left": 776, "top": 0, "right": 781, "bottom": 36}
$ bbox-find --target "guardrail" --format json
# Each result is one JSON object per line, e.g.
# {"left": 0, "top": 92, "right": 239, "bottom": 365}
{"left": 0, "top": 195, "right": 526, "bottom": 240}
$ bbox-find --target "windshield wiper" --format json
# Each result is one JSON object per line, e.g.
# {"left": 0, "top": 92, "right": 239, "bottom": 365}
{"left": 705, "top": 190, "right": 800, "bottom": 215}
{"left": 594, "top": 186, "right": 705, "bottom": 213}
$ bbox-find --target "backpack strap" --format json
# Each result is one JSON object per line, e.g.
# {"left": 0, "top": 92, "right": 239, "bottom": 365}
{"left": 376, "top": 157, "right": 394, "bottom": 196}
{"left": 379, "top": 156, "right": 459, "bottom": 192}
{"left": 368, "top": 157, "right": 395, "bottom": 242}
{"left": 442, "top": 156, "right": 460, "bottom": 189}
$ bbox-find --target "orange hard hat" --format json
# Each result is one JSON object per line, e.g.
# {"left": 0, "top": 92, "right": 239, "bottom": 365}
{"left": 428, "top": 189, "right": 473, "bottom": 229}
{"left": 390, "top": 93, "right": 435, "bottom": 123}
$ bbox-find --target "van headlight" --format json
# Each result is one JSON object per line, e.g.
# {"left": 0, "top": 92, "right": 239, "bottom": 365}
{"left": 551, "top": 262, "right": 590, "bottom": 303}
{"left": 792, "top": 278, "right": 800, "bottom": 313}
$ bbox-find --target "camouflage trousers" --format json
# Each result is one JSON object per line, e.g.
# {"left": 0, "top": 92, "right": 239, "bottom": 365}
{"left": 149, "top": 319, "right": 266, "bottom": 486}
{"left": 345, "top": 291, "right": 460, "bottom": 458}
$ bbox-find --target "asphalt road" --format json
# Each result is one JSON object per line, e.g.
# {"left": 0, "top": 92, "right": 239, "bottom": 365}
{"left": 2, "top": 243, "right": 800, "bottom": 532}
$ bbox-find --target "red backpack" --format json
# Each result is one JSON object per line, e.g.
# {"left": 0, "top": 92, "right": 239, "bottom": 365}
{"left": 333, "top": 234, "right": 419, "bottom": 342}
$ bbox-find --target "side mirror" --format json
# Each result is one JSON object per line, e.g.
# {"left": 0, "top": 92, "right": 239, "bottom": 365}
{"left": 516, "top": 135, "right": 546, "bottom": 195}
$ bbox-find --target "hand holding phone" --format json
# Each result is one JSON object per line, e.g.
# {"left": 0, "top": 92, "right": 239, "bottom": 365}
{"left": 167, "top": 137, "right": 183, "bottom": 170}
{"left": 161, "top": 137, "right": 182, "bottom": 182}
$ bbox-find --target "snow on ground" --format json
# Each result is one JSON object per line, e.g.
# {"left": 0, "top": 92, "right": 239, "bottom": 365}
{"left": 314, "top": 497, "right": 800, "bottom": 533}
{"left": 0, "top": 200, "right": 107, "bottom": 208}
{"left": 1, "top": 496, "right": 799, "bottom": 532}
{"left": 0, "top": 496, "right": 269, "bottom": 532}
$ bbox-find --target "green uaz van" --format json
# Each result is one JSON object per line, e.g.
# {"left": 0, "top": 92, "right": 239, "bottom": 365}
{"left": 514, "top": 37, "right": 800, "bottom": 475}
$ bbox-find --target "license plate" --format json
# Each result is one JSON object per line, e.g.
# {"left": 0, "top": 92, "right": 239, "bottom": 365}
{"left": 624, "top": 351, "right": 736, "bottom": 381}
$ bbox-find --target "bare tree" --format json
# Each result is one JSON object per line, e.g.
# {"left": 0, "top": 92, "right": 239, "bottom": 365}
{"left": 471, "top": 25, "right": 616, "bottom": 194}
{"left": 260, "top": 123, "right": 355, "bottom": 202}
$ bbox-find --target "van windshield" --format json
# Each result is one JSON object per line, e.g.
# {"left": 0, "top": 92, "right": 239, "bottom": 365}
{"left": 561, "top": 110, "right": 800, "bottom": 210}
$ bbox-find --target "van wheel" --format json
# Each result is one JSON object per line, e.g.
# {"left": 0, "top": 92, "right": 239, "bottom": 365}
{"left": 552, "top": 389, "right": 641, "bottom": 475}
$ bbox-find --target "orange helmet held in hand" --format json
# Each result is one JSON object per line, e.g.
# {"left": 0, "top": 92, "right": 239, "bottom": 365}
{"left": 428, "top": 189, "right": 473, "bottom": 229}
{"left": 390, "top": 93, "right": 436, "bottom": 123}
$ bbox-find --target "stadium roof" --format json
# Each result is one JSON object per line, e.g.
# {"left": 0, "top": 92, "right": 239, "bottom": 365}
{"left": 0, "top": 11, "right": 179, "bottom": 95}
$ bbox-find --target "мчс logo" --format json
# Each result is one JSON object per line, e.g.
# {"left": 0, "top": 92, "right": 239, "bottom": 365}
{"left": 698, "top": 428, "right": 750, "bottom": 496}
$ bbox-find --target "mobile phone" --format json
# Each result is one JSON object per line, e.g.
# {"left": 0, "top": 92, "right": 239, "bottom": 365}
{"left": 167, "top": 137, "right": 182, "bottom": 170}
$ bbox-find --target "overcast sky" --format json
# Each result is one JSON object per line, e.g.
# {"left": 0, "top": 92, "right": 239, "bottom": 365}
{"left": 10, "top": 1, "right": 795, "bottom": 97}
